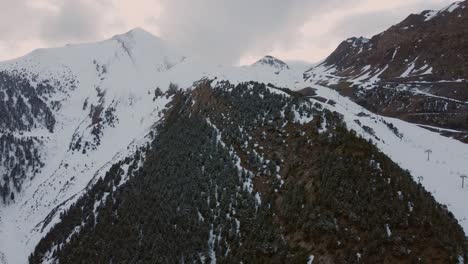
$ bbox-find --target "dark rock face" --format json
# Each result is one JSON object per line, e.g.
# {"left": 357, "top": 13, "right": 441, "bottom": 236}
{"left": 320, "top": 37, "right": 370, "bottom": 74}
{"left": 30, "top": 81, "right": 467, "bottom": 263}
{"left": 305, "top": 1, "right": 468, "bottom": 142}
{"left": 318, "top": 1, "right": 468, "bottom": 81}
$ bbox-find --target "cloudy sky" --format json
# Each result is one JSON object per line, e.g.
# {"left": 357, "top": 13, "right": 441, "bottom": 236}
{"left": 0, "top": 0, "right": 456, "bottom": 65}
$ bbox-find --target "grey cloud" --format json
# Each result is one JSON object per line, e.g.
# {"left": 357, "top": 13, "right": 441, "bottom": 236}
{"left": 157, "top": 0, "right": 365, "bottom": 64}
{"left": 0, "top": 1, "right": 44, "bottom": 41}
{"left": 327, "top": 1, "right": 454, "bottom": 43}
{"left": 0, "top": 0, "right": 455, "bottom": 62}
{"left": 327, "top": 10, "right": 407, "bottom": 43}
{"left": 299, "top": 0, "right": 454, "bottom": 61}
{"left": 0, "top": 1, "right": 50, "bottom": 58}
{"left": 40, "top": 0, "right": 120, "bottom": 44}
{"left": 0, "top": 0, "right": 119, "bottom": 59}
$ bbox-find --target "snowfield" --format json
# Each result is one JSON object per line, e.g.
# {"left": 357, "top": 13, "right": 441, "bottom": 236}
{"left": 0, "top": 28, "right": 467, "bottom": 263}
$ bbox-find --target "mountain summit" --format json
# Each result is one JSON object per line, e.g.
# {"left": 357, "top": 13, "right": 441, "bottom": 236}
{"left": 112, "top": 27, "right": 159, "bottom": 41}
{"left": 253, "top": 55, "right": 290, "bottom": 71}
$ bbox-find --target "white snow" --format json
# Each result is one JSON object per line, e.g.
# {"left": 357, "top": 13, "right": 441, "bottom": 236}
{"left": 421, "top": 66, "right": 433, "bottom": 75}
{"left": 255, "top": 192, "right": 262, "bottom": 209}
{"left": 400, "top": 59, "right": 417, "bottom": 77}
{"left": 385, "top": 224, "right": 392, "bottom": 237}
{"left": 423, "top": 1, "right": 462, "bottom": 22}
{"left": 391, "top": 47, "right": 399, "bottom": 60}
{"left": 304, "top": 63, "right": 343, "bottom": 86}
{"left": 424, "top": 10, "right": 439, "bottom": 21}
{"left": 207, "top": 225, "right": 217, "bottom": 264}
{"left": 367, "top": 65, "right": 389, "bottom": 86}
{"left": 444, "top": 1, "right": 462, "bottom": 13}
{"left": 293, "top": 105, "right": 314, "bottom": 125}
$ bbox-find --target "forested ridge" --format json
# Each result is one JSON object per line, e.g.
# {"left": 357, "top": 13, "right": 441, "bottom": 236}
{"left": 30, "top": 81, "right": 467, "bottom": 263}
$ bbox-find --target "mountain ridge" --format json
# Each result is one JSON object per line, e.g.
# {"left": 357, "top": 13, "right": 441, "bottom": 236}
{"left": 29, "top": 81, "right": 468, "bottom": 263}
{"left": 0, "top": 26, "right": 310, "bottom": 264}
{"left": 0, "top": 3, "right": 467, "bottom": 263}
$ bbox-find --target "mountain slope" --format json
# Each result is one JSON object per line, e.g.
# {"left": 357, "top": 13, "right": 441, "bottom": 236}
{"left": 30, "top": 81, "right": 466, "bottom": 263}
{"left": 0, "top": 29, "right": 308, "bottom": 263}
{"left": 309, "top": 1, "right": 468, "bottom": 82}
{"left": 0, "top": 28, "right": 184, "bottom": 264}
{"left": 305, "top": 1, "right": 468, "bottom": 142}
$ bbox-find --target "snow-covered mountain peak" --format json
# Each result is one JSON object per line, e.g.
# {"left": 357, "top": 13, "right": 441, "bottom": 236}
{"left": 252, "top": 55, "right": 290, "bottom": 72}
{"left": 440, "top": 1, "right": 464, "bottom": 13}
{"left": 0, "top": 27, "right": 183, "bottom": 80}
{"left": 110, "top": 27, "right": 164, "bottom": 55}
{"left": 421, "top": 1, "right": 465, "bottom": 21}
{"left": 110, "top": 27, "right": 181, "bottom": 69}
{"left": 112, "top": 27, "right": 159, "bottom": 42}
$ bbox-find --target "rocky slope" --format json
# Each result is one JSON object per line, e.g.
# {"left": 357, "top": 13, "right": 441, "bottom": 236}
{"left": 305, "top": 1, "right": 468, "bottom": 142}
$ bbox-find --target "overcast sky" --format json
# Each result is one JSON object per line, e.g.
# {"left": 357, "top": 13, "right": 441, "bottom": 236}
{"left": 0, "top": 0, "right": 456, "bottom": 65}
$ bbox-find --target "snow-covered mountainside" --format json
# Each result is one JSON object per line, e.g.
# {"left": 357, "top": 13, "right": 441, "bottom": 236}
{"left": 0, "top": 28, "right": 308, "bottom": 263}
{"left": 305, "top": 0, "right": 468, "bottom": 143}
{"left": 0, "top": 18, "right": 467, "bottom": 264}
{"left": 0, "top": 28, "right": 182, "bottom": 263}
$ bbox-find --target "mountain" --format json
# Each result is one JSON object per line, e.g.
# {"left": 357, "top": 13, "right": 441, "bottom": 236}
{"left": 252, "top": 55, "right": 290, "bottom": 73}
{"left": 0, "top": 28, "right": 306, "bottom": 263}
{"left": 0, "top": 27, "right": 186, "bottom": 210}
{"left": 30, "top": 81, "right": 466, "bottom": 263}
{"left": 0, "top": 28, "right": 185, "bottom": 263}
{"left": 305, "top": 1, "right": 468, "bottom": 142}
{"left": 309, "top": 1, "right": 468, "bottom": 82}
{"left": 0, "top": 6, "right": 467, "bottom": 264}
